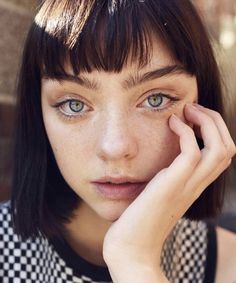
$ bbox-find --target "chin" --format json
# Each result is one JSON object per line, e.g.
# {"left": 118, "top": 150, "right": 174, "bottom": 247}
{"left": 96, "top": 200, "right": 132, "bottom": 222}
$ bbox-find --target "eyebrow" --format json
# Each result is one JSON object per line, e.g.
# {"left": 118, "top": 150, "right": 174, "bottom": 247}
{"left": 43, "top": 73, "right": 100, "bottom": 91}
{"left": 43, "top": 65, "right": 189, "bottom": 91}
{"left": 122, "top": 65, "right": 188, "bottom": 90}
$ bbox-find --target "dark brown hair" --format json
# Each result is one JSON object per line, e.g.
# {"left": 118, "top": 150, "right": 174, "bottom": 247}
{"left": 11, "top": 0, "right": 225, "bottom": 239}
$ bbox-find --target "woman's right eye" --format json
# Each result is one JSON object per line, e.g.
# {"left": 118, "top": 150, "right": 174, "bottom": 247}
{"left": 53, "top": 99, "right": 90, "bottom": 118}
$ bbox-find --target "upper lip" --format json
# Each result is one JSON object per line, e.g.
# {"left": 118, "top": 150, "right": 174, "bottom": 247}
{"left": 93, "top": 176, "right": 147, "bottom": 184}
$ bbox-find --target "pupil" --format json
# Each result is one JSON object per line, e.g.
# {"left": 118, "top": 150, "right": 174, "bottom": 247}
{"left": 148, "top": 95, "right": 163, "bottom": 107}
{"left": 70, "top": 101, "right": 83, "bottom": 112}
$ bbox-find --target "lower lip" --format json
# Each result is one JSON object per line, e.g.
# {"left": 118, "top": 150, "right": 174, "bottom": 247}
{"left": 92, "top": 182, "right": 147, "bottom": 200}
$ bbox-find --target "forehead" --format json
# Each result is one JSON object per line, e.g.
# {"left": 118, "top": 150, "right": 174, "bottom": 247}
{"left": 42, "top": 35, "right": 195, "bottom": 93}
{"left": 38, "top": 4, "right": 182, "bottom": 78}
{"left": 42, "top": 40, "right": 196, "bottom": 96}
{"left": 131, "top": 36, "right": 176, "bottom": 71}
{"left": 35, "top": 0, "right": 199, "bottom": 82}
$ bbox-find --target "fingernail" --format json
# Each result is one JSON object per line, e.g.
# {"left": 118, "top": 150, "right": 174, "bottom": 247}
{"left": 171, "top": 113, "right": 181, "bottom": 121}
{"left": 187, "top": 103, "right": 198, "bottom": 110}
{"left": 193, "top": 103, "right": 204, "bottom": 109}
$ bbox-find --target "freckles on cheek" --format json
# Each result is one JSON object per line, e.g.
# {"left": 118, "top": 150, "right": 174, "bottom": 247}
{"left": 47, "top": 123, "right": 93, "bottom": 167}
{"left": 142, "top": 118, "right": 180, "bottom": 162}
{"left": 153, "top": 131, "right": 180, "bottom": 156}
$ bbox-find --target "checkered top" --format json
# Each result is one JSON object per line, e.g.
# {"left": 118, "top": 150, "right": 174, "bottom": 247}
{"left": 0, "top": 202, "right": 216, "bottom": 283}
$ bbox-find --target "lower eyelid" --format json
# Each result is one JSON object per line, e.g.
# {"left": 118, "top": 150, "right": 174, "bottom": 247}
{"left": 140, "top": 94, "right": 178, "bottom": 107}
{"left": 50, "top": 101, "right": 88, "bottom": 121}
{"left": 141, "top": 100, "right": 180, "bottom": 114}
{"left": 55, "top": 106, "right": 88, "bottom": 121}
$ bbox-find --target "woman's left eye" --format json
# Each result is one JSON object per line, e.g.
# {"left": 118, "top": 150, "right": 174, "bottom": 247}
{"left": 140, "top": 92, "right": 179, "bottom": 111}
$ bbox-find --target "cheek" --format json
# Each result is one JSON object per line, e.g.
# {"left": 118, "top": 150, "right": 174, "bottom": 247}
{"left": 44, "top": 118, "right": 93, "bottom": 176}
{"left": 45, "top": 124, "right": 96, "bottom": 193}
{"left": 139, "top": 119, "right": 180, "bottom": 174}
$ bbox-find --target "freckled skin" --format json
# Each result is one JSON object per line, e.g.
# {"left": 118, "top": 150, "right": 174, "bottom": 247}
{"left": 41, "top": 38, "right": 197, "bottom": 223}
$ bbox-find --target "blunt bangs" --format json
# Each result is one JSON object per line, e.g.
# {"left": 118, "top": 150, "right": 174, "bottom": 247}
{"left": 33, "top": 0, "right": 203, "bottom": 77}
{"left": 34, "top": 0, "right": 153, "bottom": 76}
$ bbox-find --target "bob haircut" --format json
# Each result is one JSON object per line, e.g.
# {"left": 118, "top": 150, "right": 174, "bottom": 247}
{"left": 12, "top": 0, "right": 226, "bottom": 240}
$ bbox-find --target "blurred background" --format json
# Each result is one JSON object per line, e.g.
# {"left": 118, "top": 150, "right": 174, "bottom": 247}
{"left": 0, "top": 0, "right": 235, "bottom": 212}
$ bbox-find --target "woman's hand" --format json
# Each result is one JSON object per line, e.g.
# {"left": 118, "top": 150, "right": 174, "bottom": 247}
{"left": 102, "top": 104, "right": 236, "bottom": 283}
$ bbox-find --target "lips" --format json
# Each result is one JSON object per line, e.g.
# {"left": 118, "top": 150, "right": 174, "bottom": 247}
{"left": 93, "top": 175, "right": 147, "bottom": 184}
{"left": 91, "top": 176, "right": 147, "bottom": 200}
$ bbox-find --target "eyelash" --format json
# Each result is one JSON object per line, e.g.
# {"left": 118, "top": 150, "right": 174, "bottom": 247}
{"left": 52, "top": 98, "right": 90, "bottom": 121}
{"left": 52, "top": 92, "right": 180, "bottom": 120}
{"left": 138, "top": 92, "right": 180, "bottom": 112}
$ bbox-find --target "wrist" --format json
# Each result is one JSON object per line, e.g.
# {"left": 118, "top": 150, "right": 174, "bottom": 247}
{"left": 106, "top": 261, "right": 168, "bottom": 283}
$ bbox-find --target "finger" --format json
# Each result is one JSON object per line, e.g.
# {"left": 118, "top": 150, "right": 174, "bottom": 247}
{"left": 184, "top": 104, "right": 230, "bottom": 173}
{"left": 149, "top": 114, "right": 201, "bottom": 187}
{"left": 193, "top": 104, "right": 236, "bottom": 157}
{"left": 185, "top": 104, "right": 235, "bottom": 170}
{"left": 184, "top": 104, "right": 225, "bottom": 152}
{"left": 191, "top": 158, "right": 231, "bottom": 195}
{"left": 182, "top": 104, "right": 233, "bottom": 196}
{"left": 141, "top": 114, "right": 201, "bottom": 201}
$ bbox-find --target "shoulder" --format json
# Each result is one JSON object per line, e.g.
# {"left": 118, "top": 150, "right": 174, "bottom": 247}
{"left": 0, "top": 200, "right": 11, "bottom": 212}
{"left": 0, "top": 201, "right": 12, "bottom": 229}
{"left": 0, "top": 201, "right": 23, "bottom": 245}
{"left": 215, "top": 227, "right": 236, "bottom": 283}
{"left": 0, "top": 202, "right": 59, "bottom": 280}
{"left": 162, "top": 219, "right": 209, "bottom": 281}
{"left": 0, "top": 200, "right": 46, "bottom": 251}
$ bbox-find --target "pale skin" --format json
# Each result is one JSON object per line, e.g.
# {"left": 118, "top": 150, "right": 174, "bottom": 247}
{"left": 41, "top": 38, "right": 236, "bottom": 282}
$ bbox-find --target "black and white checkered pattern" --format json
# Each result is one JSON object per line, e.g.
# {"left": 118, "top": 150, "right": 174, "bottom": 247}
{"left": 161, "top": 219, "right": 207, "bottom": 282}
{"left": 0, "top": 202, "right": 209, "bottom": 282}
{"left": 0, "top": 202, "right": 108, "bottom": 283}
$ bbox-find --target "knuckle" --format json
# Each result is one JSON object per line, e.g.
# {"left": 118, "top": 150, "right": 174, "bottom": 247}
{"left": 189, "top": 148, "right": 201, "bottom": 163}
{"left": 221, "top": 158, "right": 232, "bottom": 171}
{"left": 206, "top": 108, "right": 222, "bottom": 122}
{"left": 229, "top": 145, "right": 236, "bottom": 157}
{"left": 226, "top": 158, "right": 232, "bottom": 167}
{"left": 214, "top": 147, "right": 227, "bottom": 162}
{"left": 193, "top": 148, "right": 201, "bottom": 161}
{"left": 184, "top": 126, "right": 195, "bottom": 138}
{"left": 225, "top": 144, "right": 236, "bottom": 159}
{"left": 211, "top": 111, "right": 222, "bottom": 121}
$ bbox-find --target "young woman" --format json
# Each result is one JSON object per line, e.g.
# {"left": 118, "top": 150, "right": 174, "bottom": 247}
{"left": 0, "top": 0, "right": 235, "bottom": 282}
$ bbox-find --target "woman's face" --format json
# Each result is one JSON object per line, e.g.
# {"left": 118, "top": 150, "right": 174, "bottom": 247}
{"left": 41, "top": 38, "right": 197, "bottom": 221}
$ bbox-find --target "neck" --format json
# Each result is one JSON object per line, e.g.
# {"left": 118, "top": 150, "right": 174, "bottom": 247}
{"left": 63, "top": 202, "right": 112, "bottom": 267}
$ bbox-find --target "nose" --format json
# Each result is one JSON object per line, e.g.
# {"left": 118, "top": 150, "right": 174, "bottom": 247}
{"left": 96, "top": 113, "right": 138, "bottom": 162}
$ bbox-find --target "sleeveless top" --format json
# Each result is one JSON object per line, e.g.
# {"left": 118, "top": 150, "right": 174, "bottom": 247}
{"left": 0, "top": 201, "right": 216, "bottom": 283}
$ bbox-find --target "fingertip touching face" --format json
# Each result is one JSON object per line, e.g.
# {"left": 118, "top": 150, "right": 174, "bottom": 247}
{"left": 41, "top": 37, "right": 197, "bottom": 222}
